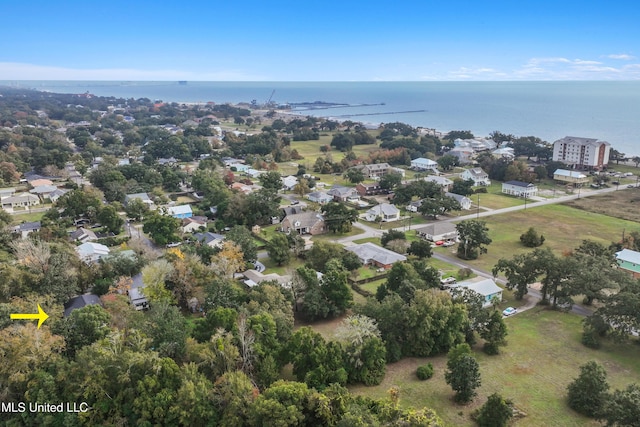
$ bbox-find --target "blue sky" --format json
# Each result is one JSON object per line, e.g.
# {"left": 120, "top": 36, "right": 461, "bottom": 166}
{"left": 1, "top": 0, "right": 639, "bottom": 81}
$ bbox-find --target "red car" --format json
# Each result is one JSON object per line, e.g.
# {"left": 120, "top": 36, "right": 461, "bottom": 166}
{"left": 435, "top": 240, "right": 444, "bottom": 246}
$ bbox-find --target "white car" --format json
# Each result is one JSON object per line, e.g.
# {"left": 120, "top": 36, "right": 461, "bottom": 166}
{"left": 502, "top": 307, "right": 517, "bottom": 316}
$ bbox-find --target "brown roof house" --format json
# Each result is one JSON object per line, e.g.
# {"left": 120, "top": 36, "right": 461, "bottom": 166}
{"left": 280, "top": 211, "right": 326, "bottom": 235}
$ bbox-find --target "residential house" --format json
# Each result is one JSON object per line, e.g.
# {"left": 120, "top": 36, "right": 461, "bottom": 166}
{"left": 280, "top": 211, "right": 326, "bottom": 235}
{"left": 63, "top": 294, "right": 102, "bottom": 317}
{"left": 13, "top": 221, "right": 41, "bottom": 239}
{"left": 448, "top": 147, "right": 474, "bottom": 164}
{"left": 124, "top": 193, "right": 154, "bottom": 208}
{"left": 327, "top": 185, "right": 360, "bottom": 202}
{"left": 492, "top": 147, "right": 515, "bottom": 159}
{"left": 0, "top": 188, "right": 16, "bottom": 199}
{"left": 345, "top": 242, "right": 407, "bottom": 270}
{"left": 76, "top": 242, "right": 110, "bottom": 263}
{"left": 410, "top": 157, "right": 439, "bottom": 172}
{"left": 445, "top": 192, "right": 473, "bottom": 210}
{"left": 1, "top": 193, "right": 40, "bottom": 209}
{"left": 306, "top": 191, "right": 333, "bottom": 204}
{"left": 365, "top": 203, "right": 401, "bottom": 222}
{"left": 502, "top": 181, "right": 539, "bottom": 197}
{"left": 460, "top": 168, "right": 490, "bottom": 186}
{"left": 616, "top": 249, "right": 640, "bottom": 278}
{"left": 356, "top": 182, "right": 385, "bottom": 197}
{"left": 29, "top": 184, "right": 58, "bottom": 199}
{"left": 194, "top": 231, "right": 225, "bottom": 248}
{"left": 167, "top": 205, "right": 193, "bottom": 219}
{"left": 129, "top": 273, "right": 149, "bottom": 311}
{"left": 424, "top": 176, "right": 453, "bottom": 191}
{"left": 230, "top": 182, "right": 253, "bottom": 194}
{"left": 48, "top": 188, "right": 69, "bottom": 203}
{"left": 29, "top": 178, "right": 54, "bottom": 188}
{"left": 181, "top": 216, "right": 208, "bottom": 233}
{"left": 552, "top": 136, "right": 610, "bottom": 170}
{"left": 450, "top": 278, "right": 503, "bottom": 308}
{"left": 406, "top": 200, "right": 423, "bottom": 213}
{"left": 553, "top": 169, "right": 590, "bottom": 185}
{"left": 415, "top": 222, "right": 458, "bottom": 242}
{"left": 243, "top": 270, "right": 291, "bottom": 288}
{"left": 229, "top": 163, "right": 251, "bottom": 173}
{"left": 282, "top": 175, "right": 298, "bottom": 191}
{"left": 356, "top": 163, "right": 391, "bottom": 179}
{"left": 282, "top": 205, "right": 304, "bottom": 217}
{"left": 246, "top": 168, "right": 263, "bottom": 178}
{"left": 69, "top": 227, "right": 98, "bottom": 243}
{"left": 157, "top": 157, "right": 177, "bottom": 166}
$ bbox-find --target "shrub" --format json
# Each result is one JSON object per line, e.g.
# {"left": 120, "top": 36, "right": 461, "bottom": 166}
{"left": 519, "top": 227, "right": 545, "bottom": 247}
{"left": 458, "top": 267, "right": 473, "bottom": 279}
{"left": 416, "top": 363, "right": 434, "bottom": 380}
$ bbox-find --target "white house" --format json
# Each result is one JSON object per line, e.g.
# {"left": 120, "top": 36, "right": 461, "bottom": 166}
{"left": 502, "top": 181, "right": 538, "bottom": 197}
{"left": 365, "top": 203, "right": 400, "bottom": 222}
{"left": 552, "top": 136, "right": 610, "bottom": 169}
{"left": 124, "top": 193, "right": 154, "bottom": 208}
{"left": 424, "top": 176, "right": 453, "bottom": 191}
{"left": 415, "top": 223, "right": 458, "bottom": 242}
{"left": 181, "top": 216, "right": 207, "bottom": 233}
{"left": 448, "top": 147, "right": 474, "bottom": 164}
{"left": 194, "top": 231, "right": 225, "bottom": 248}
{"left": 411, "top": 157, "right": 438, "bottom": 172}
{"left": 282, "top": 175, "right": 298, "bottom": 191}
{"left": 1, "top": 193, "right": 40, "bottom": 209}
{"left": 445, "top": 192, "right": 472, "bottom": 210}
{"left": 13, "top": 221, "right": 41, "bottom": 239}
{"left": 452, "top": 278, "right": 503, "bottom": 308}
{"left": 460, "top": 168, "right": 490, "bottom": 186}
{"left": 76, "top": 242, "right": 110, "bottom": 263}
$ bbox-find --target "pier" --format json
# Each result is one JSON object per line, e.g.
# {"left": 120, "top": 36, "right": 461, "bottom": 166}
{"left": 333, "top": 109, "right": 426, "bottom": 118}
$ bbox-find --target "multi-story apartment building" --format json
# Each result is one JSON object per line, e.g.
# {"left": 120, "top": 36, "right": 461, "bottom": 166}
{"left": 552, "top": 136, "right": 610, "bottom": 170}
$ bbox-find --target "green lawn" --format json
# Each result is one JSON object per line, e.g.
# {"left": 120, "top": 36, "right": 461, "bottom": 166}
{"left": 349, "top": 308, "right": 640, "bottom": 427}
{"left": 258, "top": 256, "right": 305, "bottom": 275}
{"left": 457, "top": 203, "right": 640, "bottom": 272}
{"left": 311, "top": 227, "right": 365, "bottom": 242}
{"left": 475, "top": 193, "right": 525, "bottom": 210}
{"left": 11, "top": 210, "right": 46, "bottom": 224}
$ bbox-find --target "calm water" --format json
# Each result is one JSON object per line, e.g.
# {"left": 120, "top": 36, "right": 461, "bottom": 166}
{"left": 3, "top": 80, "right": 639, "bottom": 156}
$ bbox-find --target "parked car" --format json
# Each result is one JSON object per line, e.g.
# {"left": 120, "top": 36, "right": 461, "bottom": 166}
{"left": 502, "top": 307, "right": 517, "bottom": 316}
{"left": 435, "top": 240, "right": 445, "bottom": 246}
{"left": 628, "top": 184, "right": 635, "bottom": 188}
{"left": 442, "top": 241, "right": 456, "bottom": 247}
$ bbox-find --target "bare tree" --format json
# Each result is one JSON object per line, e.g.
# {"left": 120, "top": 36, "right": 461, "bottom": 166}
{"left": 11, "top": 239, "right": 51, "bottom": 275}
{"left": 236, "top": 313, "right": 255, "bottom": 378}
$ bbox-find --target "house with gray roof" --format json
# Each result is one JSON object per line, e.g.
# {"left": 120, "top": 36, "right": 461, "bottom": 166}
{"left": 13, "top": 221, "right": 41, "bottom": 239}
{"left": 280, "top": 211, "right": 326, "bottom": 235}
{"left": 63, "top": 294, "right": 102, "bottom": 317}
{"left": 346, "top": 242, "right": 407, "bottom": 270}
{"left": 450, "top": 278, "right": 503, "bottom": 308}
{"left": 124, "top": 192, "right": 154, "bottom": 207}
{"left": 306, "top": 191, "right": 333, "bottom": 204}
{"left": 415, "top": 222, "right": 458, "bottom": 242}
{"left": 460, "top": 168, "right": 490, "bottom": 186}
{"left": 355, "top": 163, "right": 391, "bottom": 179}
{"left": 70, "top": 227, "right": 98, "bottom": 243}
{"left": 1, "top": 193, "right": 40, "bottom": 209}
{"left": 327, "top": 185, "right": 360, "bottom": 202}
{"left": 502, "top": 181, "right": 538, "bottom": 198}
{"left": 365, "top": 203, "right": 400, "bottom": 222}
{"left": 445, "top": 192, "right": 472, "bottom": 210}
{"left": 194, "top": 231, "right": 225, "bottom": 248}
{"left": 424, "top": 176, "right": 453, "bottom": 191}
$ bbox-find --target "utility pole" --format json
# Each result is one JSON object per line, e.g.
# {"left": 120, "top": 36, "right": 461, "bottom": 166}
{"left": 476, "top": 193, "right": 480, "bottom": 219}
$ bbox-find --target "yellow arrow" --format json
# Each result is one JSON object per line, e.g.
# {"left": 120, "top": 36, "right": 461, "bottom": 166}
{"left": 10, "top": 304, "right": 49, "bottom": 329}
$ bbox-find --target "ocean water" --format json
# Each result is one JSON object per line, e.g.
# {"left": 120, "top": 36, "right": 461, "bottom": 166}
{"left": 3, "top": 80, "right": 639, "bottom": 156}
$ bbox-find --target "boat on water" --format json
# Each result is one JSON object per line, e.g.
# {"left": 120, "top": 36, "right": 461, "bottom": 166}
{"left": 178, "top": 81, "right": 188, "bottom": 85}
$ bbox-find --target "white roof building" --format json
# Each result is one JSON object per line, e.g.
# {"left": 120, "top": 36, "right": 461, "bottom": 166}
{"left": 76, "top": 242, "right": 110, "bottom": 263}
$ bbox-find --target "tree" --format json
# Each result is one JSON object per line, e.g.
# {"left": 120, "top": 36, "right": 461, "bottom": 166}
{"left": 321, "top": 202, "right": 359, "bottom": 233}
{"left": 321, "top": 259, "right": 353, "bottom": 317}
{"left": 125, "top": 197, "right": 150, "bottom": 221}
{"left": 475, "top": 393, "right": 513, "bottom": 427}
{"left": 444, "top": 344, "right": 481, "bottom": 403}
{"left": 58, "top": 304, "right": 111, "bottom": 357}
{"left": 211, "top": 241, "right": 245, "bottom": 278}
{"left": 451, "top": 178, "right": 475, "bottom": 196}
{"left": 143, "top": 211, "right": 180, "bottom": 245}
{"left": 344, "top": 168, "right": 365, "bottom": 184}
{"left": 97, "top": 204, "right": 124, "bottom": 234}
{"left": 335, "top": 315, "right": 386, "bottom": 385}
{"left": 379, "top": 171, "right": 403, "bottom": 191}
{"left": 141, "top": 259, "right": 176, "bottom": 304}
{"left": 457, "top": 220, "right": 492, "bottom": 260}
{"left": 56, "top": 188, "right": 102, "bottom": 219}
{"left": 600, "top": 383, "right": 640, "bottom": 427}
{"left": 381, "top": 229, "right": 406, "bottom": 247}
{"left": 408, "top": 239, "right": 433, "bottom": 259}
{"left": 331, "top": 132, "right": 355, "bottom": 151}
{"left": 567, "top": 361, "right": 609, "bottom": 418}
{"left": 479, "top": 310, "right": 508, "bottom": 355}
{"left": 519, "top": 227, "right": 545, "bottom": 247}
{"left": 632, "top": 156, "right": 640, "bottom": 168}
{"left": 266, "top": 233, "right": 291, "bottom": 266}
{"left": 258, "top": 170, "right": 282, "bottom": 191}
{"left": 146, "top": 302, "right": 188, "bottom": 359}
{"left": 226, "top": 225, "right": 258, "bottom": 263}
{"left": 437, "top": 154, "right": 459, "bottom": 171}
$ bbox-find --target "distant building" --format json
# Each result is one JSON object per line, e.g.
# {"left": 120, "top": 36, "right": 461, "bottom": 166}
{"left": 552, "top": 136, "right": 610, "bottom": 170}
{"left": 450, "top": 278, "right": 503, "bottom": 308}
{"left": 365, "top": 203, "right": 400, "bottom": 222}
{"left": 553, "top": 169, "right": 590, "bottom": 185}
{"left": 616, "top": 249, "right": 640, "bottom": 279}
{"left": 167, "top": 205, "right": 193, "bottom": 219}
{"left": 424, "top": 176, "right": 453, "bottom": 191}
{"left": 194, "top": 231, "right": 225, "bottom": 248}
{"left": 460, "top": 168, "right": 490, "bottom": 186}
{"left": 501, "top": 181, "right": 539, "bottom": 198}
{"left": 1, "top": 193, "right": 40, "bottom": 209}
{"left": 306, "top": 191, "right": 333, "bottom": 204}
{"left": 445, "top": 192, "right": 473, "bottom": 210}
{"left": 415, "top": 223, "right": 458, "bottom": 242}
{"left": 410, "top": 157, "right": 438, "bottom": 172}
{"left": 355, "top": 163, "right": 391, "bottom": 179}
{"left": 281, "top": 175, "right": 298, "bottom": 191}
{"left": 280, "top": 211, "right": 326, "bottom": 235}
{"left": 356, "top": 182, "right": 385, "bottom": 197}
{"left": 345, "top": 242, "right": 407, "bottom": 270}
{"left": 124, "top": 193, "right": 154, "bottom": 208}
{"left": 13, "top": 221, "right": 41, "bottom": 239}
{"left": 63, "top": 294, "right": 102, "bottom": 317}
{"left": 181, "top": 216, "right": 208, "bottom": 233}
{"left": 69, "top": 227, "right": 98, "bottom": 243}
{"left": 327, "top": 185, "right": 360, "bottom": 202}
{"left": 76, "top": 242, "right": 110, "bottom": 263}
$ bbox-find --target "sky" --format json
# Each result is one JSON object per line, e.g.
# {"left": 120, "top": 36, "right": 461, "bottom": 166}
{"left": 1, "top": 0, "right": 639, "bottom": 81}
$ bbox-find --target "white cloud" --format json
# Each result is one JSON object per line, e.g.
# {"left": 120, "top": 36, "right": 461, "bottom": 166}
{"left": 0, "top": 62, "right": 267, "bottom": 81}
{"left": 606, "top": 54, "right": 635, "bottom": 60}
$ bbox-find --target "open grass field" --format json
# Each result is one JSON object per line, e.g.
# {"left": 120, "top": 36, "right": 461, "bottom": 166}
{"left": 10, "top": 210, "right": 46, "bottom": 224}
{"left": 311, "top": 226, "right": 365, "bottom": 242}
{"left": 348, "top": 308, "right": 640, "bottom": 427}
{"left": 457, "top": 203, "right": 639, "bottom": 272}
{"left": 475, "top": 193, "right": 525, "bottom": 210}
{"left": 564, "top": 187, "right": 640, "bottom": 223}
